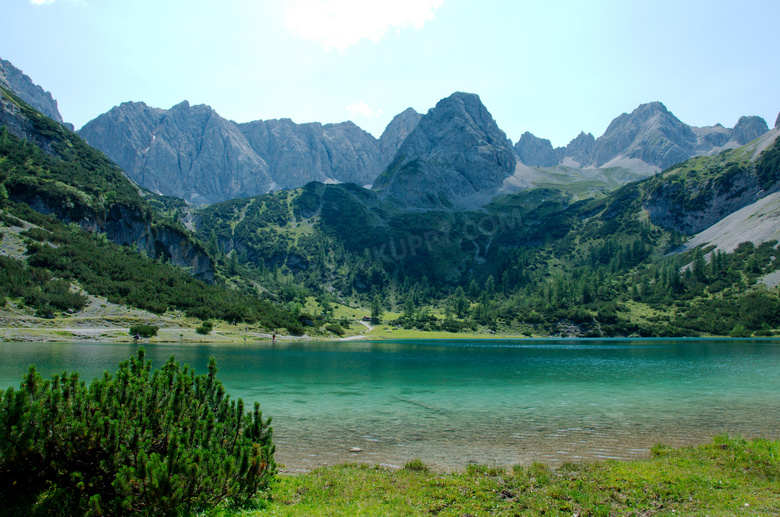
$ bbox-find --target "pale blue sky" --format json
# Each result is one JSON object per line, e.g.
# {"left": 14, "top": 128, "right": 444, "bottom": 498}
{"left": 2, "top": 0, "right": 778, "bottom": 147}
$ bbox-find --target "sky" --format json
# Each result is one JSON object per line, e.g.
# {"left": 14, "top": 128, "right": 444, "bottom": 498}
{"left": 2, "top": 0, "right": 778, "bottom": 147}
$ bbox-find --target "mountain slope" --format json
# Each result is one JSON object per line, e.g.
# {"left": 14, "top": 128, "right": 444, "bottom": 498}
{"left": 0, "top": 86, "right": 214, "bottom": 280}
{"left": 643, "top": 128, "right": 780, "bottom": 235}
{"left": 0, "top": 57, "right": 71, "bottom": 130}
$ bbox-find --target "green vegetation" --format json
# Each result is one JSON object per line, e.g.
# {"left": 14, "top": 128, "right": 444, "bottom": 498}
{"left": 2, "top": 83, "right": 780, "bottom": 341}
{"left": 206, "top": 435, "right": 780, "bottom": 516}
{"left": 0, "top": 88, "right": 147, "bottom": 219}
{"left": 0, "top": 349, "right": 275, "bottom": 516}
{"left": 197, "top": 320, "right": 214, "bottom": 335}
{"left": 190, "top": 137, "right": 780, "bottom": 339}
{"left": 128, "top": 324, "right": 158, "bottom": 338}
{"left": 0, "top": 203, "right": 305, "bottom": 334}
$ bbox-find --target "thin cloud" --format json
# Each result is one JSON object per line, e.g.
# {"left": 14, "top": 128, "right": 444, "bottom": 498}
{"left": 285, "top": 0, "right": 445, "bottom": 51}
{"left": 30, "top": 0, "right": 56, "bottom": 4}
{"left": 346, "top": 100, "right": 384, "bottom": 118}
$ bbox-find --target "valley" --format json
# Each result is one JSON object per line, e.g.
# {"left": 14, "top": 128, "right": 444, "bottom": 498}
{"left": 2, "top": 25, "right": 780, "bottom": 515}
{"left": 2, "top": 58, "right": 780, "bottom": 341}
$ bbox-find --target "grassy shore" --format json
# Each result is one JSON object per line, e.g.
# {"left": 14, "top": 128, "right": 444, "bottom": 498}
{"left": 0, "top": 295, "right": 536, "bottom": 344}
{"left": 213, "top": 435, "right": 779, "bottom": 516}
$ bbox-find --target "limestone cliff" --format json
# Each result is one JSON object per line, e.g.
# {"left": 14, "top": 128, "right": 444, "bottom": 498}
{"left": 79, "top": 101, "right": 275, "bottom": 204}
{"left": 373, "top": 92, "right": 516, "bottom": 210}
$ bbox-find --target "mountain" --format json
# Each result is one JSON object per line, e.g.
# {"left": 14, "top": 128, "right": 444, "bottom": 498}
{"left": 79, "top": 102, "right": 414, "bottom": 204}
{"left": 79, "top": 101, "right": 276, "bottom": 205}
{"left": 0, "top": 86, "right": 214, "bottom": 280}
{"left": 237, "top": 118, "right": 384, "bottom": 189}
{"left": 372, "top": 92, "right": 516, "bottom": 210}
{"left": 378, "top": 107, "right": 422, "bottom": 165}
{"left": 513, "top": 132, "right": 558, "bottom": 167}
{"left": 77, "top": 78, "right": 771, "bottom": 208}
{"left": 0, "top": 58, "right": 72, "bottom": 130}
{"left": 644, "top": 128, "right": 780, "bottom": 236}
{"left": 192, "top": 129, "right": 780, "bottom": 337}
{"left": 4, "top": 56, "right": 779, "bottom": 338}
{"left": 550, "top": 102, "right": 769, "bottom": 172}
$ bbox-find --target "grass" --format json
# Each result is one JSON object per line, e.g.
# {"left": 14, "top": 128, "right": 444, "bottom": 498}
{"left": 213, "top": 435, "right": 780, "bottom": 516}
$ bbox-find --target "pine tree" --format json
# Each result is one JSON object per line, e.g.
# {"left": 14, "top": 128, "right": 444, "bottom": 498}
{"left": 0, "top": 349, "right": 275, "bottom": 516}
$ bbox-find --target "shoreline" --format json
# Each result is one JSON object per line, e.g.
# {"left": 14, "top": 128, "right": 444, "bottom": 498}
{"left": 1, "top": 324, "right": 771, "bottom": 344}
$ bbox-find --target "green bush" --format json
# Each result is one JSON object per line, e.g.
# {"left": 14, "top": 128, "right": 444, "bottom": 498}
{"left": 403, "top": 459, "right": 430, "bottom": 472}
{"left": 128, "top": 324, "right": 159, "bottom": 338}
{"left": 0, "top": 349, "right": 275, "bottom": 516}
{"left": 196, "top": 320, "right": 213, "bottom": 335}
{"left": 325, "top": 323, "right": 345, "bottom": 336}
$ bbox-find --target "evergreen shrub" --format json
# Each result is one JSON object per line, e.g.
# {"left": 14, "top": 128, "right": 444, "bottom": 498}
{"left": 128, "top": 324, "right": 159, "bottom": 338}
{"left": 0, "top": 349, "right": 275, "bottom": 516}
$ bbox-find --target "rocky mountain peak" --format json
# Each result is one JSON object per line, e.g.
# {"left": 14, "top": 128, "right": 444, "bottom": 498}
{"left": 373, "top": 92, "right": 516, "bottom": 209}
{"left": 560, "top": 131, "right": 596, "bottom": 166}
{"left": 0, "top": 57, "right": 72, "bottom": 130}
{"left": 589, "top": 101, "right": 696, "bottom": 169}
{"left": 378, "top": 107, "right": 421, "bottom": 160}
{"left": 775, "top": 112, "right": 780, "bottom": 129}
{"left": 731, "top": 115, "right": 769, "bottom": 144}
{"left": 514, "top": 131, "right": 558, "bottom": 167}
{"left": 80, "top": 100, "right": 274, "bottom": 204}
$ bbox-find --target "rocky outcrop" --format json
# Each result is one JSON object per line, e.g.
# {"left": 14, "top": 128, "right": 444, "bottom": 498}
{"left": 559, "top": 132, "right": 596, "bottom": 167}
{"left": 514, "top": 132, "right": 558, "bottom": 167}
{"left": 644, "top": 166, "right": 769, "bottom": 235}
{"left": 378, "top": 108, "right": 421, "bottom": 164}
{"left": 80, "top": 101, "right": 413, "bottom": 203}
{"left": 238, "top": 118, "right": 384, "bottom": 189}
{"left": 731, "top": 115, "right": 769, "bottom": 145}
{"left": 0, "top": 58, "right": 72, "bottom": 130}
{"left": 643, "top": 132, "right": 780, "bottom": 236}
{"left": 80, "top": 101, "right": 275, "bottom": 204}
{"left": 373, "top": 92, "right": 516, "bottom": 210}
{"left": 554, "top": 103, "right": 769, "bottom": 172}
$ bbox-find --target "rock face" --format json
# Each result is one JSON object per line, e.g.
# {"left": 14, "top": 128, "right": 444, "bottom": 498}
{"left": 731, "top": 115, "right": 769, "bottom": 145}
{"left": 79, "top": 101, "right": 275, "bottom": 204}
{"left": 514, "top": 132, "right": 558, "bottom": 167}
{"left": 559, "top": 132, "right": 596, "bottom": 166}
{"left": 378, "top": 108, "right": 421, "bottom": 164}
{"left": 555, "top": 102, "right": 769, "bottom": 171}
{"left": 238, "top": 118, "right": 384, "bottom": 189}
{"left": 589, "top": 102, "right": 697, "bottom": 169}
{"left": 0, "top": 58, "right": 72, "bottom": 130}
{"left": 80, "top": 102, "right": 412, "bottom": 203}
{"left": 373, "top": 92, "right": 516, "bottom": 210}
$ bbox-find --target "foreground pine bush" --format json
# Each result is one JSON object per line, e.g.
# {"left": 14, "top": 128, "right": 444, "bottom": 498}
{"left": 0, "top": 349, "right": 275, "bottom": 516}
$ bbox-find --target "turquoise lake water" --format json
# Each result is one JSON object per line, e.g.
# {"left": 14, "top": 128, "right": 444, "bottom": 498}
{"left": 1, "top": 339, "right": 779, "bottom": 472}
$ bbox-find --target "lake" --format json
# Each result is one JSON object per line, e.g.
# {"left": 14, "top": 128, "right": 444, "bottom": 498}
{"left": 1, "top": 338, "right": 779, "bottom": 472}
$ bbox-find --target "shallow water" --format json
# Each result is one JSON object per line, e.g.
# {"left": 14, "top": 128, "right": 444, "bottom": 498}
{"left": 2, "top": 339, "right": 779, "bottom": 472}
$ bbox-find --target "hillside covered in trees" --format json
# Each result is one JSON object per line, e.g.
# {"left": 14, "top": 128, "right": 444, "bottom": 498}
{"left": 1, "top": 84, "right": 779, "bottom": 339}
